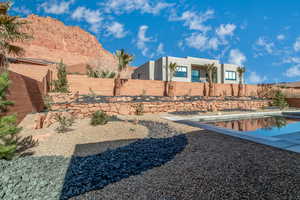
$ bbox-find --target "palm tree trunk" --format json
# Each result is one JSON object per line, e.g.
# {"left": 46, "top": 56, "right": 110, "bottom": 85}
{"left": 113, "top": 74, "right": 121, "bottom": 96}
{"left": 238, "top": 83, "right": 243, "bottom": 97}
{"left": 208, "top": 73, "right": 214, "bottom": 97}
{"left": 0, "top": 54, "right": 7, "bottom": 74}
{"left": 168, "top": 81, "right": 175, "bottom": 97}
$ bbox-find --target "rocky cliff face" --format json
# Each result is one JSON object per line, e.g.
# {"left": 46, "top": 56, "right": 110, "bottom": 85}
{"left": 17, "top": 14, "right": 118, "bottom": 72}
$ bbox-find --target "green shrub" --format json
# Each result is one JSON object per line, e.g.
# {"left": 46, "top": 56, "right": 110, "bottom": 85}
{"left": 52, "top": 60, "right": 69, "bottom": 93}
{"left": 43, "top": 95, "right": 53, "bottom": 111}
{"left": 135, "top": 103, "right": 144, "bottom": 116}
{"left": 90, "top": 111, "right": 109, "bottom": 126}
{"left": 0, "top": 72, "right": 13, "bottom": 112}
{"left": 86, "top": 65, "right": 116, "bottom": 79}
{"left": 55, "top": 114, "right": 74, "bottom": 133}
{"left": 0, "top": 115, "right": 22, "bottom": 160}
{"left": 272, "top": 90, "right": 289, "bottom": 110}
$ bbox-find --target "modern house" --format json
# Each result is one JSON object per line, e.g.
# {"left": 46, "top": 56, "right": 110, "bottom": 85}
{"left": 132, "top": 56, "right": 243, "bottom": 84}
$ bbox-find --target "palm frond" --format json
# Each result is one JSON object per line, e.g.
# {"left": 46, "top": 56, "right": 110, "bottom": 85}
{"left": 115, "top": 49, "right": 134, "bottom": 72}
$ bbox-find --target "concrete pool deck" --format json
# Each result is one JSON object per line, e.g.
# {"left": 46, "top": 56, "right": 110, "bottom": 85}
{"left": 162, "top": 109, "right": 300, "bottom": 153}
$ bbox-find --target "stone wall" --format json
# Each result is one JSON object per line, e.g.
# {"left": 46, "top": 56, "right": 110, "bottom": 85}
{"left": 35, "top": 97, "right": 270, "bottom": 128}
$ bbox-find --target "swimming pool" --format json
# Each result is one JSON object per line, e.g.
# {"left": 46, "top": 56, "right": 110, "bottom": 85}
{"left": 205, "top": 116, "right": 300, "bottom": 138}
{"left": 174, "top": 113, "right": 300, "bottom": 153}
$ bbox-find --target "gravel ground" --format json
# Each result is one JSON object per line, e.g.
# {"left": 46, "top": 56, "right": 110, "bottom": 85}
{"left": 70, "top": 130, "right": 300, "bottom": 200}
{"left": 3, "top": 115, "right": 300, "bottom": 200}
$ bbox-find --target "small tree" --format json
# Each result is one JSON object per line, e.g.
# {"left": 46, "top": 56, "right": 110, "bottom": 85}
{"left": 53, "top": 60, "right": 69, "bottom": 93}
{"left": 0, "top": 72, "right": 21, "bottom": 160}
{"left": 167, "top": 62, "right": 177, "bottom": 97}
{"left": 0, "top": 72, "right": 13, "bottom": 112}
{"left": 204, "top": 63, "right": 217, "bottom": 96}
{"left": 237, "top": 67, "right": 246, "bottom": 97}
{"left": 0, "top": 115, "right": 21, "bottom": 160}
{"left": 114, "top": 49, "right": 134, "bottom": 96}
{"left": 272, "top": 90, "right": 289, "bottom": 110}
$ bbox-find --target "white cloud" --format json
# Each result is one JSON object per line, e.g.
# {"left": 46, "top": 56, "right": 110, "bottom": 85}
{"left": 216, "top": 24, "right": 236, "bottom": 38}
{"left": 40, "top": 0, "right": 74, "bottom": 14}
{"left": 284, "top": 65, "right": 300, "bottom": 77}
{"left": 185, "top": 33, "right": 208, "bottom": 50}
{"left": 255, "top": 37, "right": 274, "bottom": 54}
{"left": 156, "top": 43, "right": 165, "bottom": 55}
{"left": 283, "top": 56, "right": 300, "bottom": 64}
{"left": 102, "top": 0, "right": 172, "bottom": 15}
{"left": 248, "top": 71, "right": 267, "bottom": 83}
{"left": 71, "top": 7, "right": 103, "bottom": 33}
{"left": 137, "top": 25, "right": 154, "bottom": 57}
{"left": 169, "top": 9, "right": 214, "bottom": 32}
{"left": 277, "top": 34, "right": 285, "bottom": 40}
{"left": 228, "top": 49, "right": 246, "bottom": 66}
{"left": 105, "top": 22, "right": 127, "bottom": 38}
{"left": 207, "top": 37, "right": 220, "bottom": 50}
{"left": 13, "top": 6, "right": 31, "bottom": 15}
{"left": 185, "top": 33, "right": 223, "bottom": 51}
{"left": 294, "top": 37, "right": 300, "bottom": 52}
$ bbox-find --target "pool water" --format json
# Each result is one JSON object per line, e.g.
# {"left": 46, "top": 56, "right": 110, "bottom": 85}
{"left": 206, "top": 116, "right": 300, "bottom": 138}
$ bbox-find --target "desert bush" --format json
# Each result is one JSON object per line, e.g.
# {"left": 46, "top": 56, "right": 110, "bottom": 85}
{"left": 90, "top": 111, "right": 109, "bottom": 126}
{"left": 52, "top": 60, "right": 69, "bottom": 93}
{"left": 43, "top": 95, "right": 53, "bottom": 111}
{"left": 55, "top": 114, "right": 74, "bottom": 133}
{"left": 257, "top": 84, "right": 277, "bottom": 98}
{"left": 0, "top": 115, "right": 22, "bottom": 160}
{"left": 272, "top": 90, "right": 289, "bottom": 110}
{"left": 135, "top": 103, "right": 144, "bottom": 115}
{"left": 141, "top": 89, "right": 147, "bottom": 96}
{"left": 86, "top": 65, "right": 116, "bottom": 78}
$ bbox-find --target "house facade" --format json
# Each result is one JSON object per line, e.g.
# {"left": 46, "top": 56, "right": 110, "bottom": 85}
{"left": 132, "top": 56, "right": 243, "bottom": 84}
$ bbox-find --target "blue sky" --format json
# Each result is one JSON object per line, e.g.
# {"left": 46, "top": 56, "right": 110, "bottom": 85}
{"left": 9, "top": 0, "right": 300, "bottom": 84}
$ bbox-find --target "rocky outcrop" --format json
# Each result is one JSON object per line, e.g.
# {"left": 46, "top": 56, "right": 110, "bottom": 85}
{"left": 16, "top": 14, "right": 118, "bottom": 72}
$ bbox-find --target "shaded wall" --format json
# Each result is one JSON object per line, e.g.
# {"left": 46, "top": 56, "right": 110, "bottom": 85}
{"left": 286, "top": 98, "right": 300, "bottom": 108}
{"left": 5, "top": 71, "right": 45, "bottom": 123}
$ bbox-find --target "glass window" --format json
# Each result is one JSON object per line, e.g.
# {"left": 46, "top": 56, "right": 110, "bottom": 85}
{"left": 225, "top": 71, "right": 236, "bottom": 80}
{"left": 174, "top": 66, "right": 187, "bottom": 78}
{"left": 192, "top": 69, "right": 201, "bottom": 82}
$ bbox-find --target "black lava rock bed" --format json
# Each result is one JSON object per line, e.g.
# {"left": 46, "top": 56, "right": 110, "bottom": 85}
{"left": 59, "top": 95, "right": 267, "bottom": 105}
{"left": 1, "top": 121, "right": 300, "bottom": 200}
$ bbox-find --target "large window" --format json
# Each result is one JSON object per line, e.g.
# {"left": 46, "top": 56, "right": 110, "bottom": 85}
{"left": 174, "top": 66, "right": 188, "bottom": 78}
{"left": 192, "top": 69, "right": 200, "bottom": 82}
{"left": 225, "top": 71, "right": 236, "bottom": 80}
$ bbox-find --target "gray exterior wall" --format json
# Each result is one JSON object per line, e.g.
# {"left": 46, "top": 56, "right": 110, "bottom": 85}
{"left": 133, "top": 56, "right": 243, "bottom": 84}
{"left": 132, "top": 61, "right": 154, "bottom": 80}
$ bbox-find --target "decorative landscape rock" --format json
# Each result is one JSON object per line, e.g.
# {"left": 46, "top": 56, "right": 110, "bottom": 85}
{"left": 0, "top": 121, "right": 184, "bottom": 200}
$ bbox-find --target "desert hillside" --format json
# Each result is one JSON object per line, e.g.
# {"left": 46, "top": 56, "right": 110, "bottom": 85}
{"left": 15, "top": 14, "right": 118, "bottom": 72}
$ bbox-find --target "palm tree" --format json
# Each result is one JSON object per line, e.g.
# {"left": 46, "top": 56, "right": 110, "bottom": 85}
{"left": 113, "top": 49, "right": 134, "bottom": 96}
{"left": 237, "top": 66, "right": 246, "bottom": 97}
{"left": 204, "top": 63, "right": 217, "bottom": 96}
{"left": 0, "top": 2, "right": 31, "bottom": 71}
{"left": 167, "top": 62, "right": 178, "bottom": 96}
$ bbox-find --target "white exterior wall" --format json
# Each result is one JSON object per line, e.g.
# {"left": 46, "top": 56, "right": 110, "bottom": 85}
{"left": 135, "top": 56, "right": 242, "bottom": 84}
{"left": 222, "top": 64, "right": 242, "bottom": 84}
{"left": 166, "top": 56, "right": 191, "bottom": 82}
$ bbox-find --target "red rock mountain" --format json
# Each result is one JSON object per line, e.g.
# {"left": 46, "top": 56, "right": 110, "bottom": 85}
{"left": 16, "top": 14, "right": 118, "bottom": 72}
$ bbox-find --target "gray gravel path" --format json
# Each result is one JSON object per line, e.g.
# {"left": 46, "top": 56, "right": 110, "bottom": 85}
{"left": 68, "top": 130, "right": 300, "bottom": 200}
